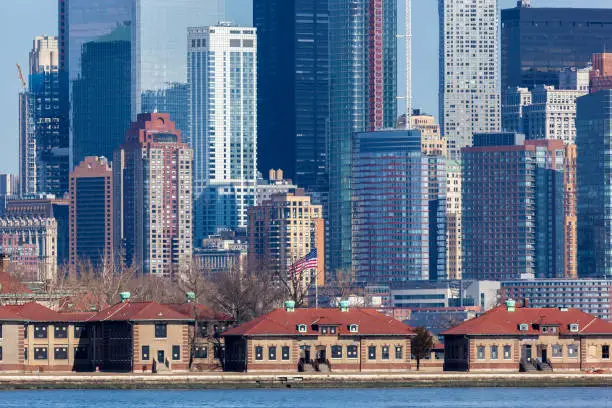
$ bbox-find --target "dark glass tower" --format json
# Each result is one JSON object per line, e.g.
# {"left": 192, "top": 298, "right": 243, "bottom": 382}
{"left": 501, "top": 4, "right": 612, "bottom": 90}
{"left": 254, "top": 0, "right": 330, "bottom": 191}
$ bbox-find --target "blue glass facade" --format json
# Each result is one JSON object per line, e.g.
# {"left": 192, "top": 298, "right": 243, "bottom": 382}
{"left": 576, "top": 90, "right": 612, "bottom": 278}
{"left": 352, "top": 130, "right": 445, "bottom": 283}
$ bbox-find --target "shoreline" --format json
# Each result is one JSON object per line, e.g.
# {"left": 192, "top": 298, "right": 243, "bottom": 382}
{"left": 0, "top": 373, "right": 611, "bottom": 390}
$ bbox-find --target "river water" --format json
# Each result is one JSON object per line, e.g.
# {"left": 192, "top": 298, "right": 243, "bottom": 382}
{"left": 0, "top": 387, "right": 609, "bottom": 407}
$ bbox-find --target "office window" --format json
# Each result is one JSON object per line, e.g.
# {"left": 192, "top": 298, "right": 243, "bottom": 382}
{"left": 142, "top": 346, "right": 150, "bottom": 361}
{"left": 368, "top": 346, "right": 376, "bottom": 360}
{"left": 74, "top": 325, "right": 87, "bottom": 338}
{"left": 34, "top": 347, "right": 48, "bottom": 360}
{"left": 54, "top": 347, "right": 68, "bottom": 360}
{"left": 603, "top": 345, "right": 610, "bottom": 360}
{"left": 490, "top": 346, "right": 498, "bottom": 360}
{"left": 281, "top": 346, "right": 290, "bottom": 361}
{"left": 347, "top": 345, "right": 358, "bottom": 359}
{"left": 395, "top": 346, "right": 403, "bottom": 360}
{"left": 54, "top": 325, "right": 68, "bottom": 339}
{"left": 155, "top": 324, "right": 167, "bottom": 338}
{"left": 74, "top": 347, "right": 88, "bottom": 360}
{"left": 34, "top": 325, "right": 48, "bottom": 339}
{"left": 268, "top": 346, "right": 277, "bottom": 360}
{"left": 331, "top": 345, "right": 342, "bottom": 359}
{"left": 172, "top": 345, "right": 180, "bottom": 361}
{"left": 255, "top": 346, "right": 263, "bottom": 360}
{"left": 477, "top": 346, "right": 485, "bottom": 360}
{"left": 382, "top": 346, "right": 390, "bottom": 360}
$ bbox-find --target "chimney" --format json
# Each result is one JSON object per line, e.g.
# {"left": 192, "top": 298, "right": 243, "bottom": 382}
{"left": 339, "top": 300, "right": 350, "bottom": 312}
{"left": 505, "top": 299, "right": 516, "bottom": 312}
{"left": 119, "top": 292, "right": 131, "bottom": 302}
{"left": 269, "top": 169, "right": 276, "bottom": 181}
{"left": 284, "top": 300, "right": 295, "bottom": 312}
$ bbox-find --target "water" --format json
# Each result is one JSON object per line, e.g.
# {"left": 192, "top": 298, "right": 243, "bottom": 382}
{"left": 0, "top": 388, "right": 609, "bottom": 408}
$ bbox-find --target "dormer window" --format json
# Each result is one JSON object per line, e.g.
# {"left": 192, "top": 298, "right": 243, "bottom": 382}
{"left": 519, "top": 323, "right": 529, "bottom": 331}
{"left": 320, "top": 326, "right": 337, "bottom": 334}
{"left": 569, "top": 323, "right": 579, "bottom": 333}
{"left": 297, "top": 324, "right": 307, "bottom": 333}
{"left": 349, "top": 324, "right": 359, "bottom": 333}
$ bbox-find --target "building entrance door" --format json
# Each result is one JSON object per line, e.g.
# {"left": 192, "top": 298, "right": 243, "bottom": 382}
{"left": 521, "top": 345, "right": 532, "bottom": 362}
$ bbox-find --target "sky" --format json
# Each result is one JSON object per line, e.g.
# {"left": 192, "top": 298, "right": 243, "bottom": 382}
{"left": 0, "top": 0, "right": 610, "bottom": 174}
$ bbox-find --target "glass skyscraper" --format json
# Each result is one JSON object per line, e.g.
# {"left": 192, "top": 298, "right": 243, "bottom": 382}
{"left": 254, "top": 0, "right": 329, "bottom": 192}
{"left": 60, "top": 0, "right": 225, "bottom": 167}
{"left": 328, "top": 0, "right": 397, "bottom": 273}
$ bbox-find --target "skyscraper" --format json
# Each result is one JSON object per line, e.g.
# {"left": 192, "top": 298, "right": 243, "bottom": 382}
{"left": 114, "top": 113, "right": 193, "bottom": 277}
{"left": 254, "top": 0, "right": 329, "bottom": 191}
{"left": 328, "top": 0, "right": 397, "bottom": 272}
{"left": 69, "top": 156, "right": 113, "bottom": 268}
{"left": 576, "top": 90, "right": 612, "bottom": 278}
{"left": 18, "top": 84, "right": 34, "bottom": 197}
{"left": 462, "top": 136, "right": 576, "bottom": 280}
{"left": 351, "top": 130, "right": 445, "bottom": 283}
{"left": 188, "top": 24, "right": 257, "bottom": 243}
{"left": 60, "top": 0, "right": 226, "bottom": 167}
{"left": 439, "top": 0, "right": 500, "bottom": 154}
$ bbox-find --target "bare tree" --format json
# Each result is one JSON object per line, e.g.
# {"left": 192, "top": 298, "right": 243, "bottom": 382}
{"left": 411, "top": 326, "right": 435, "bottom": 371}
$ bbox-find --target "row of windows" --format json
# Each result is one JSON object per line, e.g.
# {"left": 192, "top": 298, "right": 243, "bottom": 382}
{"left": 21, "top": 324, "right": 88, "bottom": 339}
{"left": 23, "top": 346, "right": 88, "bottom": 361}
{"left": 141, "top": 345, "right": 181, "bottom": 362}
{"left": 253, "top": 345, "right": 404, "bottom": 361}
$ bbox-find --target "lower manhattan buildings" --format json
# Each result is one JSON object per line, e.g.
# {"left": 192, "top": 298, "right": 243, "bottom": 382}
{"left": 114, "top": 113, "right": 193, "bottom": 277}
{"left": 462, "top": 134, "right": 576, "bottom": 281}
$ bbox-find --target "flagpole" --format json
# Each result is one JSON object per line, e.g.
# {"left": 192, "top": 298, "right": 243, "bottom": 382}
{"left": 315, "top": 267, "right": 319, "bottom": 309}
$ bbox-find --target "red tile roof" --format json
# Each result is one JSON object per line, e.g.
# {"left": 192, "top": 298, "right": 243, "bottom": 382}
{"left": 223, "top": 307, "right": 416, "bottom": 337}
{"left": 1, "top": 302, "right": 94, "bottom": 322}
{"left": 89, "top": 301, "right": 192, "bottom": 322}
{"left": 166, "top": 303, "right": 232, "bottom": 322}
{"left": 441, "top": 306, "right": 612, "bottom": 336}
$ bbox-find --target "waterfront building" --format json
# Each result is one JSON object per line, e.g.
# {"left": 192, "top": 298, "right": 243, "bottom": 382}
{"left": 501, "top": 3, "right": 612, "bottom": 90}
{"left": 188, "top": 24, "right": 257, "bottom": 242}
{"left": 0, "top": 217, "right": 57, "bottom": 282}
{"left": 328, "top": 0, "right": 397, "bottom": 272}
{"left": 501, "top": 279, "right": 612, "bottom": 321}
{"left": 351, "top": 130, "right": 445, "bottom": 283}
{"left": 223, "top": 301, "right": 415, "bottom": 372}
{"left": 576, "top": 90, "right": 612, "bottom": 277}
{"left": 248, "top": 189, "right": 324, "bottom": 286}
{"left": 439, "top": 0, "right": 500, "bottom": 154}
{"left": 443, "top": 300, "right": 612, "bottom": 372}
{"left": 254, "top": 0, "right": 329, "bottom": 191}
{"left": 114, "top": 113, "right": 192, "bottom": 277}
{"left": 462, "top": 138, "right": 576, "bottom": 280}
{"left": 69, "top": 157, "right": 113, "bottom": 268}
{"left": 60, "top": 0, "right": 225, "bottom": 167}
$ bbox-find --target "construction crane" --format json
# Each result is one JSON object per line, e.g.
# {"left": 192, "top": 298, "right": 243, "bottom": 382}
{"left": 16, "top": 63, "right": 27, "bottom": 90}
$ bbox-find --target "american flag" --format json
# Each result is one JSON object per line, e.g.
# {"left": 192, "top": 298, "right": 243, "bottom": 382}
{"left": 288, "top": 248, "right": 318, "bottom": 275}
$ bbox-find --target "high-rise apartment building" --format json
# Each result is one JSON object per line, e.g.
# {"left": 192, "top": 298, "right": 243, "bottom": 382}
{"left": 188, "top": 24, "right": 257, "bottom": 243}
{"left": 328, "top": 0, "right": 397, "bottom": 272}
{"left": 0, "top": 175, "right": 19, "bottom": 197}
{"left": 254, "top": 0, "right": 329, "bottom": 191}
{"left": 256, "top": 169, "right": 297, "bottom": 204}
{"left": 114, "top": 113, "right": 192, "bottom": 277}
{"left": 501, "top": 3, "right": 612, "bottom": 90}
{"left": 439, "top": 0, "right": 500, "bottom": 154}
{"left": 248, "top": 188, "right": 325, "bottom": 286}
{"left": 69, "top": 156, "right": 113, "bottom": 268}
{"left": 445, "top": 159, "right": 462, "bottom": 281}
{"left": 462, "top": 136, "right": 576, "bottom": 280}
{"left": 576, "top": 90, "right": 612, "bottom": 277}
{"left": 60, "top": 0, "right": 225, "bottom": 167}
{"left": 351, "top": 130, "right": 445, "bottom": 283}
{"left": 18, "top": 87, "right": 34, "bottom": 196}
{"left": 590, "top": 53, "right": 612, "bottom": 93}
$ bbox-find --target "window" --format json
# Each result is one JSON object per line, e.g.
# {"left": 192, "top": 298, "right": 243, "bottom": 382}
{"left": 477, "top": 346, "right": 485, "bottom": 360}
{"left": 172, "top": 345, "right": 180, "bottom": 361}
{"left": 347, "top": 345, "right": 358, "bottom": 359}
{"left": 368, "top": 346, "right": 376, "bottom": 360}
{"left": 490, "top": 346, "right": 498, "bottom": 360}
{"left": 382, "top": 346, "right": 390, "bottom": 360}
{"left": 54, "top": 325, "right": 68, "bottom": 339}
{"left": 568, "top": 344, "right": 578, "bottom": 358}
{"left": 503, "top": 345, "right": 512, "bottom": 360}
{"left": 23, "top": 324, "right": 28, "bottom": 339}
{"left": 331, "top": 345, "right": 342, "bottom": 359}
{"left": 74, "top": 347, "right": 88, "bottom": 360}
{"left": 155, "top": 324, "right": 167, "bottom": 338}
{"left": 519, "top": 323, "right": 529, "bottom": 331}
{"left": 74, "top": 325, "right": 87, "bottom": 338}
{"left": 268, "top": 346, "right": 277, "bottom": 360}
{"left": 282, "top": 346, "right": 290, "bottom": 360}
{"left": 349, "top": 324, "right": 359, "bottom": 333}
{"left": 194, "top": 346, "right": 208, "bottom": 359}
{"left": 54, "top": 347, "right": 68, "bottom": 360}
{"left": 603, "top": 345, "right": 610, "bottom": 360}
{"left": 569, "top": 324, "right": 579, "bottom": 332}
{"left": 395, "top": 346, "right": 403, "bottom": 360}
{"left": 142, "top": 346, "right": 150, "bottom": 361}
{"left": 0, "top": 324, "right": 2, "bottom": 338}
{"left": 24, "top": 348, "right": 27, "bottom": 361}
{"left": 255, "top": 346, "right": 263, "bottom": 361}
{"left": 34, "top": 325, "right": 48, "bottom": 339}
{"left": 552, "top": 344, "right": 563, "bottom": 358}
{"left": 0, "top": 346, "right": 2, "bottom": 361}
{"left": 297, "top": 324, "right": 307, "bottom": 333}
{"left": 34, "top": 347, "right": 48, "bottom": 360}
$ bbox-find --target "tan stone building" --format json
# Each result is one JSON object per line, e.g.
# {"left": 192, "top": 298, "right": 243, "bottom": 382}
{"left": 411, "top": 112, "right": 446, "bottom": 157}
{"left": 443, "top": 300, "right": 612, "bottom": 372}
{"left": 223, "top": 302, "right": 415, "bottom": 372}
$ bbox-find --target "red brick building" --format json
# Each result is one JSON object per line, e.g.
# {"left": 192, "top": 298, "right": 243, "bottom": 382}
{"left": 443, "top": 300, "right": 612, "bottom": 372}
{"left": 223, "top": 301, "right": 415, "bottom": 372}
